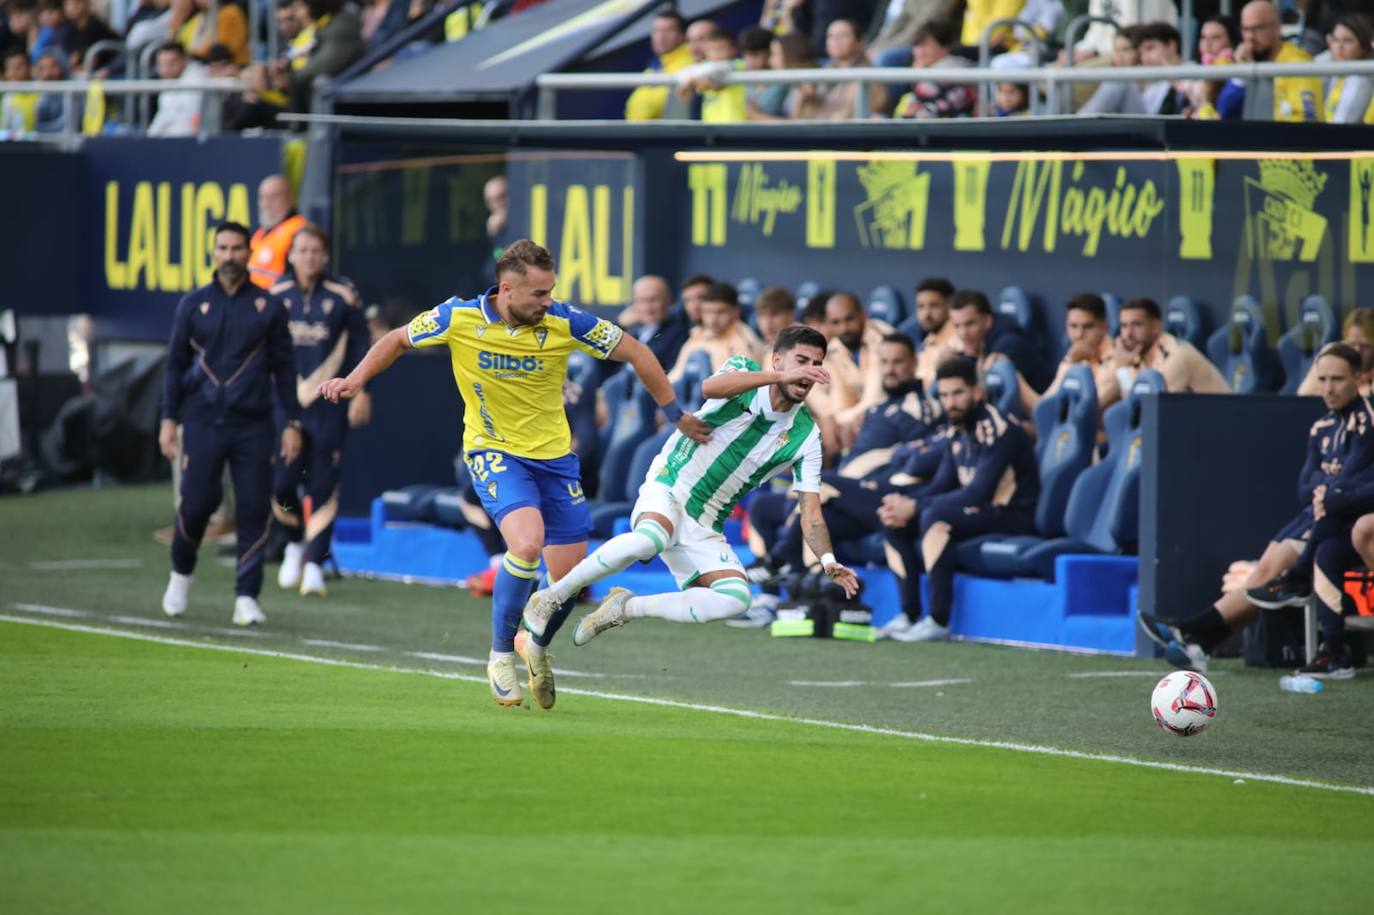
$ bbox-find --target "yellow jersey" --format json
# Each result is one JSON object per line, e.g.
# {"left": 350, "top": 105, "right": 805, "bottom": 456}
{"left": 406, "top": 288, "right": 624, "bottom": 460}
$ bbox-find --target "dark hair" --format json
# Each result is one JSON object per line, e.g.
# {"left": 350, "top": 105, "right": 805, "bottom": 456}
{"left": 935, "top": 355, "right": 979, "bottom": 387}
{"left": 773, "top": 324, "right": 828, "bottom": 355}
{"left": 755, "top": 285, "right": 796, "bottom": 316}
{"left": 950, "top": 289, "right": 991, "bottom": 316}
{"left": 912, "top": 19, "right": 958, "bottom": 48}
{"left": 801, "top": 296, "right": 829, "bottom": 324}
{"left": 881, "top": 332, "right": 916, "bottom": 355}
{"left": 306, "top": 0, "right": 342, "bottom": 20}
{"left": 701, "top": 281, "right": 739, "bottom": 307}
{"left": 1065, "top": 292, "right": 1106, "bottom": 321}
{"left": 8, "top": 0, "right": 37, "bottom": 12}
{"left": 772, "top": 31, "right": 817, "bottom": 68}
{"left": 154, "top": 40, "right": 186, "bottom": 57}
{"left": 215, "top": 221, "right": 251, "bottom": 244}
{"left": 3, "top": 48, "right": 29, "bottom": 64}
{"left": 1138, "top": 21, "right": 1181, "bottom": 48}
{"left": 495, "top": 238, "right": 555, "bottom": 279}
{"left": 1317, "top": 341, "right": 1362, "bottom": 371}
{"left": 291, "top": 222, "right": 330, "bottom": 254}
{"left": 1331, "top": 14, "right": 1374, "bottom": 59}
{"left": 688, "top": 19, "right": 729, "bottom": 41}
{"left": 654, "top": 9, "right": 686, "bottom": 31}
{"left": 203, "top": 42, "right": 234, "bottom": 65}
{"left": 681, "top": 273, "right": 714, "bottom": 291}
{"left": 1200, "top": 14, "right": 1240, "bottom": 52}
{"left": 1117, "top": 24, "right": 1147, "bottom": 48}
{"left": 739, "top": 25, "right": 773, "bottom": 54}
{"left": 1120, "top": 297, "right": 1162, "bottom": 320}
{"left": 824, "top": 291, "right": 862, "bottom": 314}
{"left": 916, "top": 276, "right": 955, "bottom": 299}
{"left": 827, "top": 17, "right": 860, "bottom": 40}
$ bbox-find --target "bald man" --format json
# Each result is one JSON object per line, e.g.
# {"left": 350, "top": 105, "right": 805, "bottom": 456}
{"left": 250, "top": 175, "right": 307, "bottom": 289}
{"left": 1236, "top": 0, "right": 1320, "bottom": 122}
{"left": 619, "top": 274, "right": 691, "bottom": 370}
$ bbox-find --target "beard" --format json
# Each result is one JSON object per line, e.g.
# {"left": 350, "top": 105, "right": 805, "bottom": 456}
{"left": 218, "top": 261, "right": 246, "bottom": 283}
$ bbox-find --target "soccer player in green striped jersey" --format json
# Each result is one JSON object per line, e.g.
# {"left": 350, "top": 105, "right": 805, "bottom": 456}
{"left": 523, "top": 325, "right": 859, "bottom": 645}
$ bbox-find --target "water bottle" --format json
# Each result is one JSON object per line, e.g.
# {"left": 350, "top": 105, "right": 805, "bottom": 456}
{"left": 1279, "top": 675, "right": 1324, "bottom": 693}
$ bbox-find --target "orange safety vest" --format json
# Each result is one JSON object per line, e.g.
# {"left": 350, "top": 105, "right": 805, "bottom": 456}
{"left": 249, "top": 213, "right": 306, "bottom": 289}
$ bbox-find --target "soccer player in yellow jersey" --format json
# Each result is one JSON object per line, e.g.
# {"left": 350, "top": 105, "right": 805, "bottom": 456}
{"left": 320, "top": 241, "right": 709, "bottom": 708}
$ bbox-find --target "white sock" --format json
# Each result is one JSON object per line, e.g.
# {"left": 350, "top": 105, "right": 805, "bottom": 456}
{"left": 489, "top": 649, "right": 514, "bottom": 664}
{"left": 524, "top": 637, "right": 545, "bottom": 656}
{"left": 549, "top": 523, "right": 665, "bottom": 603}
{"left": 625, "top": 581, "right": 751, "bottom": 624}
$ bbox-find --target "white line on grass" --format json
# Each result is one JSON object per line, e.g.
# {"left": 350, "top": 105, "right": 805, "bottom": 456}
{"left": 1068, "top": 671, "right": 1230, "bottom": 679}
{"left": 29, "top": 559, "right": 144, "bottom": 571}
{"left": 302, "top": 639, "right": 385, "bottom": 652}
{"left": 410, "top": 650, "right": 649, "bottom": 679}
{"left": 890, "top": 678, "right": 975, "bottom": 688}
{"left": 787, "top": 678, "right": 973, "bottom": 688}
{"left": 16, "top": 604, "right": 264, "bottom": 639}
{"left": 3, "top": 610, "right": 1372, "bottom": 798}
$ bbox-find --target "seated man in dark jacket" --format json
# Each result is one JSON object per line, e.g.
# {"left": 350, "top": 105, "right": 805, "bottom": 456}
{"left": 879, "top": 355, "right": 1040, "bottom": 642}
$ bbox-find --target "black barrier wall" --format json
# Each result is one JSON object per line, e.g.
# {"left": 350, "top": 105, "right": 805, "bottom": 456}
{"left": 1139, "top": 393, "right": 1324, "bottom": 625}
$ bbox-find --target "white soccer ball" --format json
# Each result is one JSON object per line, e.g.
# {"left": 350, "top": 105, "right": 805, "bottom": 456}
{"left": 1150, "top": 670, "right": 1218, "bottom": 737}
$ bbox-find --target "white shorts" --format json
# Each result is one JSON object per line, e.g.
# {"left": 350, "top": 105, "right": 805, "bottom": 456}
{"left": 632, "top": 480, "right": 745, "bottom": 590}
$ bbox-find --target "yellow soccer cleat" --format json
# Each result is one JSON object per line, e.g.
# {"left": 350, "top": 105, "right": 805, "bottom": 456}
{"left": 573, "top": 587, "right": 633, "bottom": 646}
{"left": 513, "top": 629, "right": 556, "bottom": 710}
{"left": 486, "top": 654, "right": 524, "bottom": 707}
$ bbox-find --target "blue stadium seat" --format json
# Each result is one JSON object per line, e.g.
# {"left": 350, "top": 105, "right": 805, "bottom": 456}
{"left": 736, "top": 277, "right": 762, "bottom": 309}
{"left": 995, "top": 286, "right": 1036, "bottom": 336}
{"left": 431, "top": 488, "right": 469, "bottom": 529}
{"left": 673, "top": 349, "right": 714, "bottom": 411}
{"left": 981, "top": 358, "right": 1022, "bottom": 419}
{"left": 595, "top": 374, "right": 657, "bottom": 516}
{"left": 794, "top": 280, "right": 822, "bottom": 316}
{"left": 1277, "top": 294, "right": 1339, "bottom": 395}
{"left": 588, "top": 427, "right": 672, "bottom": 536}
{"left": 867, "top": 285, "right": 905, "bottom": 328}
{"left": 896, "top": 315, "right": 924, "bottom": 345}
{"left": 381, "top": 484, "right": 445, "bottom": 523}
{"left": 1206, "top": 296, "right": 1284, "bottom": 392}
{"left": 1101, "top": 292, "right": 1121, "bottom": 336}
{"left": 566, "top": 350, "right": 602, "bottom": 469}
{"left": 1163, "top": 295, "right": 1208, "bottom": 350}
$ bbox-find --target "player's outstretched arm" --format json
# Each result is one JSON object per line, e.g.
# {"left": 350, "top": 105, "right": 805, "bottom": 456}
{"left": 798, "top": 490, "right": 859, "bottom": 598}
{"left": 701, "top": 365, "right": 830, "bottom": 400}
{"left": 320, "top": 327, "right": 411, "bottom": 402}
{"left": 611, "top": 333, "right": 711, "bottom": 444}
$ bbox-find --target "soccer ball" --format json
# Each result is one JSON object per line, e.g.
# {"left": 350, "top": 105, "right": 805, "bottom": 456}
{"left": 1150, "top": 670, "right": 1218, "bottom": 737}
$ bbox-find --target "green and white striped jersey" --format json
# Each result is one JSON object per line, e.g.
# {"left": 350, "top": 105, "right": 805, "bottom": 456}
{"left": 648, "top": 356, "right": 823, "bottom": 532}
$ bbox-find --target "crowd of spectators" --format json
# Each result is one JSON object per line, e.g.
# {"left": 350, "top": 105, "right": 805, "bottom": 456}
{"left": 626, "top": 0, "right": 1374, "bottom": 123}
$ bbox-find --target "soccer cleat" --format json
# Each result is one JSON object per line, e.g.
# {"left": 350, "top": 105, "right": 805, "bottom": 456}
{"left": 1245, "top": 571, "right": 1312, "bottom": 609}
{"left": 1295, "top": 644, "right": 1356, "bottom": 680}
{"left": 889, "top": 616, "right": 950, "bottom": 642}
{"left": 574, "top": 587, "right": 633, "bottom": 646}
{"left": 513, "top": 629, "right": 556, "bottom": 709}
{"left": 724, "top": 593, "right": 779, "bottom": 629}
{"left": 873, "top": 613, "right": 913, "bottom": 640}
{"left": 745, "top": 559, "right": 789, "bottom": 586}
{"left": 1164, "top": 639, "right": 1209, "bottom": 674}
{"left": 161, "top": 571, "right": 191, "bottom": 617}
{"left": 299, "top": 562, "right": 327, "bottom": 597}
{"left": 486, "top": 654, "right": 524, "bottom": 707}
{"left": 278, "top": 542, "right": 305, "bottom": 590}
{"left": 521, "top": 587, "right": 563, "bottom": 640}
{"left": 1137, "top": 609, "right": 1186, "bottom": 650}
{"left": 231, "top": 595, "right": 265, "bottom": 627}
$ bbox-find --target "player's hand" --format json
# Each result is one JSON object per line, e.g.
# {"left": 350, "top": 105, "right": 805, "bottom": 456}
{"left": 347, "top": 391, "right": 372, "bottom": 427}
{"left": 677, "top": 413, "right": 712, "bottom": 444}
{"left": 319, "top": 376, "right": 360, "bottom": 403}
{"left": 1313, "top": 484, "right": 1326, "bottom": 519}
{"left": 281, "top": 425, "right": 303, "bottom": 463}
{"left": 877, "top": 493, "right": 917, "bottom": 527}
{"left": 823, "top": 560, "right": 859, "bottom": 599}
{"left": 158, "top": 419, "right": 178, "bottom": 462}
{"left": 781, "top": 365, "right": 831, "bottom": 387}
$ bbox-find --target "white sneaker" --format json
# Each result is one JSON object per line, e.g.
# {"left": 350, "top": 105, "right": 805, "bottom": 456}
{"left": 522, "top": 587, "right": 563, "bottom": 639}
{"left": 278, "top": 542, "right": 305, "bottom": 589}
{"left": 162, "top": 571, "right": 191, "bottom": 617}
{"left": 890, "top": 616, "right": 950, "bottom": 642}
{"left": 573, "top": 587, "right": 633, "bottom": 646}
{"left": 874, "top": 613, "right": 913, "bottom": 640}
{"left": 232, "top": 596, "right": 266, "bottom": 627}
{"left": 299, "top": 562, "right": 327, "bottom": 596}
{"left": 487, "top": 653, "right": 523, "bottom": 707}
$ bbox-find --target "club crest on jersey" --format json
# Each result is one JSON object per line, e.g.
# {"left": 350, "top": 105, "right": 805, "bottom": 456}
{"left": 535, "top": 327, "right": 549, "bottom": 349}
{"left": 323, "top": 298, "right": 334, "bottom": 315}
{"left": 486, "top": 480, "right": 498, "bottom": 500}
{"left": 475, "top": 325, "right": 487, "bottom": 339}
{"left": 200, "top": 301, "right": 210, "bottom": 314}
{"left": 255, "top": 297, "right": 267, "bottom": 313}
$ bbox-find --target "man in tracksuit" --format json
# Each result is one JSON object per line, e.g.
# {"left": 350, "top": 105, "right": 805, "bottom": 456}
{"left": 269, "top": 224, "right": 370, "bottom": 596}
{"left": 879, "top": 355, "right": 1040, "bottom": 642}
{"left": 159, "top": 222, "right": 302, "bottom": 626}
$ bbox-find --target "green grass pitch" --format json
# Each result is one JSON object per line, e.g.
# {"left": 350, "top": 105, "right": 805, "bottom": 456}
{"left": 1, "top": 484, "right": 1372, "bottom": 913}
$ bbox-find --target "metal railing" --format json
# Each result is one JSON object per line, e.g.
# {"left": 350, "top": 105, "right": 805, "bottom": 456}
{"left": 977, "top": 18, "right": 1048, "bottom": 113}
{"left": 0, "top": 78, "right": 248, "bottom": 144}
{"left": 535, "top": 59, "right": 1374, "bottom": 119}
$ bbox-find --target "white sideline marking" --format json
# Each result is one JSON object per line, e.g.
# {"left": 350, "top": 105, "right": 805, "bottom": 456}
{"left": 303, "top": 639, "right": 384, "bottom": 652}
{"left": 890, "top": 678, "right": 975, "bottom": 688}
{"left": 15, "top": 604, "right": 263, "bottom": 639}
{"left": 1069, "top": 670, "right": 1230, "bottom": 679}
{"left": 3, "top": 610, "right": 1373, "bottom": 798}
{"left": 12, "top": 603, "right": 89, "bottom": 618}
{"left": 112, "top": 615, "right": 182, "bottom": 629}
{"left": 29, "top": 559, "right": 143, "bottom": 571}
{"left": 411, "top": 650, "right": 649, "bottom": 680}
{"left": 787, "top": 678, "right": 973, "bottom": 688}
{"left": 788, "top": 680, "right": 868, "bottom": 687}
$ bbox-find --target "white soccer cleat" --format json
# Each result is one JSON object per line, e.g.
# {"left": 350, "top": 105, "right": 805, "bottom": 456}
{"left": 232, "top": 595, "right": 266, "bottom": 627}
{"left": 161, "top": 571, "right": 191, "bottom": 618}
{"left": 278, "top": 542, "right": 305, "bottom": 589}
{"left": 299, "top": 562, "right": 327, "bottom": 597}
{"left": 874, "top": 613, "right": 913, "bottom": 640}
{"left": 573, "top": 587, "right": 633, "bottom": 646}
{"left": 487, "top": 654, "right": 524, "bottom": 707}
{"left": 890, "top": 616, "right": 949, "bottom": 642}
{"left": 522, "top": 587, "right": 563, "bottom": 640}
{"left": 513, "top": 629, "right": 556, "bottom": 710}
